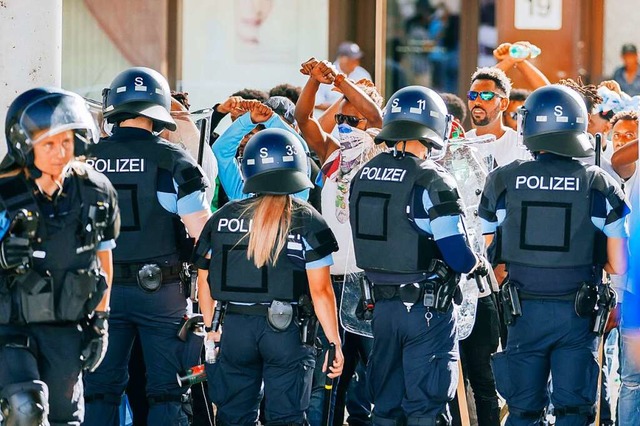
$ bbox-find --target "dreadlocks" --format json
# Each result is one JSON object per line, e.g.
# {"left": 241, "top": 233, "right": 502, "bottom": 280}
{"left": 558, "top": 77, "right": 603, "bottom": 112}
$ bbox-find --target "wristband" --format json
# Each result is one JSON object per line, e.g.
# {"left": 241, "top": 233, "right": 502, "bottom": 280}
{"left": 204, "top": 325, "right": 213, "bottom": 333}
{"left": 333, "top": 73, "right": 346, "bottom": 87}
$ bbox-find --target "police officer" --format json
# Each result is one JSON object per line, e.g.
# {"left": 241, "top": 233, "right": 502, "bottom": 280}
{"left": 0, "top": 87, "right": 120, "bottom": 425}
{"left": 480, "top": 85, "right": 629, "bottom": 426}
{"left": 83, "top": 67, "right": 211, "bottom": 426}
{"left": 193, "top": 128, "right": 344, "bottom": 425}
{"left": 349, "top": 86, "right": 485, "bottom": 425}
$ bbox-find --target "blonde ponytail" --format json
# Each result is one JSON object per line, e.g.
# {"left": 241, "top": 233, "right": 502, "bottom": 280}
{"left": 245, "top": 194, "right": 293, "bottom": 268}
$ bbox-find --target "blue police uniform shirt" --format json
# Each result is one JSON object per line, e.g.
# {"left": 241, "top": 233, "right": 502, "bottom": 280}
{"left": 212, "top": 112, "right": 311, "bottom": 201}
{"left": 480, "top": 153, "right": 629, "bottom": 293}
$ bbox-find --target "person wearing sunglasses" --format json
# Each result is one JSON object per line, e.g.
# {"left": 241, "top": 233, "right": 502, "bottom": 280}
{"left": 466, "top": 67, "right": 532, "bottom": 170}
{"left": 296, "top": 58, "right": 383, "bottom": 425}
{"left": 461, "top": 66, "right": 532, "bottom": 426}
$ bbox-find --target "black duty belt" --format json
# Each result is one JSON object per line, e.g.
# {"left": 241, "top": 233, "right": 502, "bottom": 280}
{"left": 519, "top": 292, "right": 576, "bottom": 302}
{"left": 373, "top": 283, "right": 430, "bottom": 300}
{"left": 226, "top": 303, "right": 298, "bottom": 316}
{"left": 113, "top": 263, "right": 182, "bottom": 284}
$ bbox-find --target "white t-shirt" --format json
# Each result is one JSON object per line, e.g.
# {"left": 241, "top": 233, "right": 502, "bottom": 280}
{"left": 465, "top": 127, "right": 532, "bottom": 168}
{"left": 320, "top": 150, "right": 362, "bottom": 275}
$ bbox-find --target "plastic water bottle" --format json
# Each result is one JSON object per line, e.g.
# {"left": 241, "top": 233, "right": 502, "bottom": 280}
{"left": 509, "top": 43, "right": 541, "bottom": 59}
{"left": 204, "top": 339, "right": 217, "bottom": 364}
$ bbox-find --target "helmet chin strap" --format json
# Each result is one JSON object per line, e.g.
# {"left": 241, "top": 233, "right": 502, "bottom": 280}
{"left": 392, "top": 141, "right": 407, "bottom": 158}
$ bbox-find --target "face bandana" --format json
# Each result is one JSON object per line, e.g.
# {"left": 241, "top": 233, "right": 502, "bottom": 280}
{"left": 333, "top": 124, "right": 382, "bottom": 223}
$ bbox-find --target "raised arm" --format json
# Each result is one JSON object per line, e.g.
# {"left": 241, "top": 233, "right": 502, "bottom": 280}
{"left": 494, "top": 42, "right": 551, "bottom": 90}
{"left": 295, "top": 58, "right": 340, "bottom": 164}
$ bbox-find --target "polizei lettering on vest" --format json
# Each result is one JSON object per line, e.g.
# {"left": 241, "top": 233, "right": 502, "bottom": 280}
{"left": 218, "top": 218, "right": 253, "bottom": 233}
{"left": 87, "top": 158, "right": 146, "bottom": 173}
{"left": 359, "top": 166, "right": 407, "bottom": 182}
{"left": 514, "top": 175, "right": 581, "bottom": 191}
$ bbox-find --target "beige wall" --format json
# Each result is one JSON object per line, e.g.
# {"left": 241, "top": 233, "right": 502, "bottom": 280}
{"left": 181, "top": 0, "right": 329, "bottom": 115}
{"left": 62, "top": 0, "right": 130, "bottom": 100}
{"left": 603, "top": 0, "right": 640, "bottom": 78}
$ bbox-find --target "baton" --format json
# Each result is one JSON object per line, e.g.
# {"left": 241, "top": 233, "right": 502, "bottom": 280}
{"left": 321, "top": 343, "right": 336, "bottom": 426}
{"left": 595, "top": 133, "right": 602, "bottom": 167}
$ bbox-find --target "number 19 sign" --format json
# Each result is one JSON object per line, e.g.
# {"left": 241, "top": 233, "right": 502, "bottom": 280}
{"left": 514, "top": 0, "right": 563, "bottom": 31}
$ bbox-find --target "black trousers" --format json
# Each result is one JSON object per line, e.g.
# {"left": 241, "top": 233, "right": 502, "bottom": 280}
{"left": 451, "top": 295, "right": 501, "bottom": 426}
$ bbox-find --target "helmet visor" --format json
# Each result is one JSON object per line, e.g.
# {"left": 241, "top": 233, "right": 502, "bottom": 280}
{"left": 19, "top": 93, "right": 99, "bottom": 148}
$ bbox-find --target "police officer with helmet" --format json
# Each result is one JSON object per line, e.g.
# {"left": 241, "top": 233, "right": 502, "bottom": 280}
{"left": 193, "top": 128, "right": 344, "bottom": 425}
{"left": 83, "top": 67, "right": 211, "bottom": 425}
{"left": 0, "top": 87, "right": 120, "bottom": 425}
{"left": 349, "top": 86, "right": 487, "bottom": 425}
{"left": 480, "top": 85, "right": 629, "bottom": 426}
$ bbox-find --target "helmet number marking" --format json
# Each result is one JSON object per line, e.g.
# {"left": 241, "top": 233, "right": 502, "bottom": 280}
{"left": 134, "top": 76, "right": 147, "bottom": 91}
{"left": 409, "top": 99, "right": 426, "bottom": 114}
{"left": 285, "top": 145, "right": 298, "bottom": 156}
{"left": 391, "top": 98, "right": 402, "bottom": 113}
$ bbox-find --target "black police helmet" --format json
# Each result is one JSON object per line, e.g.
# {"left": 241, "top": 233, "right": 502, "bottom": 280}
{"left": 102, "top": 67, "right": 176, "bottom": 132}
{"left": 241, "top": 128, "right": 312, "bottom": 195}
{"left": 2, "top": 87, "right": 99, "bottom": 171}
{"left": 520, "top": 85, "right": 592, "bottom": 157}
{"left": 376, "top": 85, "right": 451, "bottom": 149}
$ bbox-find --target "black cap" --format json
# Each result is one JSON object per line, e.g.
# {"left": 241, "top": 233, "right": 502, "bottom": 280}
{"left": 621, "top": 43, "right": 638, "bottom": 55}
{"left": 337, "top": 41, "right": 363, "bottom": 59}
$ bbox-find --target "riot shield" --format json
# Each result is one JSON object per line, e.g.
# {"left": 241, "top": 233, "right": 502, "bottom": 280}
{"left": 438, "top": 134, "right": 495, "bottom": 340}
{"left": 340, "top": 270, "right": 373, "bottom": 337}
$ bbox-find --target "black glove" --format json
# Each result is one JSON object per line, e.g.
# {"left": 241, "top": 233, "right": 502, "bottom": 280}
{"left": 81, "top": 311, "right": 109, "bottom": 372}
{"left": 467, "top": 254, "right": 489, "bottom": 276}
{"left": 0, "top": 236, "right": 32, "bottom": 270}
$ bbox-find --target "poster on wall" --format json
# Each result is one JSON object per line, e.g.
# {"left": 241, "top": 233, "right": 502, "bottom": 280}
{"left": 514, "top": 0, "right": 563, "bottom": 30}
{"left": 234, "top": 0, "right": 299, "bottom": 62}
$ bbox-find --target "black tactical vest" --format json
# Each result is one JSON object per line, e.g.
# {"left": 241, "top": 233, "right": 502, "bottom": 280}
{"left": 89, "top": 131, "right": 187, "bottom": 266}
{"left": 0, "top": 166, "right": 114, "bottom": 323}
{"left": 494, "top": 158, "right": 620, "bottom": 268}
{"left": 349, "top": 153, "right": 457, "bottom": 275}
{"left": 206, "top": 198, "right": 335, "bottom": 304}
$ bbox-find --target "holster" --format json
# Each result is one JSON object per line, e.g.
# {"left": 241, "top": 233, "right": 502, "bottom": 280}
{"left": 574, "top": 281, "right": 598, "bottom": 318}
{"left": 297, "top": 294, "right": 318, "bottom": 346}
{"left": 267, "top": 300, "right": 294, "bottom": 331}
{"left": 429, "top": 258, "right": 461, "bottom": 313}
{"left": 137, "top": 264, "right": 163, "bottom": 293}
{"left": 592, "top": 284, "right": 617, "bottom": 336}
{"left": 499, "top": 281, "right": 522, "bottom": 326}
{"left": 356, "top": 275, "right": 374, "bottom": 321}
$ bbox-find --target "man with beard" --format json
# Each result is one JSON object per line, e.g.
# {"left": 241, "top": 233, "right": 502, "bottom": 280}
{"left": 466, "top": 67, "right": 531, "bottom": 168}
{"left": 456, "top": 66, "right": 530, "bottom": 426}
{"left": 295, "top": 58, "right": 383, "bottom": 426}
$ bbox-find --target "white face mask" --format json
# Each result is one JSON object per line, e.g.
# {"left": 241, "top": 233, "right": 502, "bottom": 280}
{"left": 337, "top": 124, "right": 372, "bottom": 174}
{"left": 332, "top": 124, "right": 378, "bottom": 223}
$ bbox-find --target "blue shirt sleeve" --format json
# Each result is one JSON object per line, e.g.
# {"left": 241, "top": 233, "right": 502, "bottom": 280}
{"left": 591, "top": 191, "right": 629, "bottom": 238}
{"left": 0, "top": 211, "right": 10, "bottom": 241}
{"left": 212, "top": 113, "right": 310, "bottom": 201}
{"left": 303, "top": 237, "right": 333, "bottom": 269}
{"left": 212, "top": 112, "right": 255, "bottom": 201}
{"left": 481, "top": 193, "right": 506, "bottom": 234}
{"left": 415, "top": 188, "right": 477, "bottom": 273}
{"left": 157, "top": 178, "right": 209, "bottom": 215}
{"left": 97, "top": 239, "right": 116, "bottom": 251}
